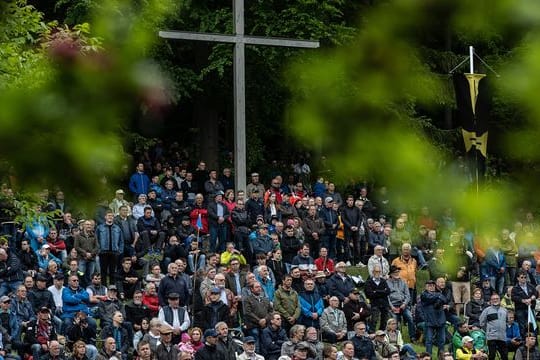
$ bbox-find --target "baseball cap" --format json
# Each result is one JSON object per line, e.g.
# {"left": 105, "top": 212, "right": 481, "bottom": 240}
{"left": 168, "top": 292, "right": 180, "bottom": 299}
{"left": 462, "top": 336, "right": 474, "bottom": 344}
{"left": 204, "top": 329, "right": 218, "bottom": 338}
{"left": 243, "top": 336, "right": 256, "bottom": 344}
{"left": 54, "top": 273, "right": 65, "bottom": 280}
{"left": 324, "top": 197, "right": 334, "bottom": 203}
{"left": 0, "top": 296, "right": 10, "bottom": 303}
{"left": 375, "top": 330, "right": 386, "bottom": 336}
{"left": 210, "top": 287, "right": 221, "bottom": 294}
{"left": 115, "top": 189, "right": 125, "bottom": 194}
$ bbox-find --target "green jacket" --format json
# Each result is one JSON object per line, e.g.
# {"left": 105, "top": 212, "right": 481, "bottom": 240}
{"left": 274, "top": 286, "right": 301, "bottom": 322}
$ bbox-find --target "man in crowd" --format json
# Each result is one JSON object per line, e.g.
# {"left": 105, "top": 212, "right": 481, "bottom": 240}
{"left": 260, "top": 313, "right": 288, "bottom": 360}
{"left": 237, "top": 336, "right": 263, "bottom": 360}
{"left": 96, "top": 210, "right": 123, "bottom": 286}
{"left": 365, "top": 264, "right": 390, "bottom": 332}
{"left": 421, "top": 280, "right": 448, "bottom": 359}
{"left": 244, "top": 282, "right": 273, "bottom": 352}
{"left": 158, "top": 292, "right": 191, "bottom": 343}
{"left": 320, "top": 296, "right": 347, "bottom": 342}
{"left": 387, "top": 265, "right": 416, "bottom": 341}
{"left": 479, "top": 293, "right": 508, "bottom": 360}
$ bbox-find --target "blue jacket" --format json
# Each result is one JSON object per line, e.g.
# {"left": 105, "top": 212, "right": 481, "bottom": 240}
{"left": 161, "top": 189, "right": 176, "bottom": 210}
{"left": 320, "top": 207, "right": 338, "bottom": 234}
{"left": 129, "top": 172, "right": 150, "bottom": 196}
{"left": 96, "top": 223, "right": 124, "bottom": 254}
{"left": 420, "top": 290, "right": 447, "bottom": 327}
{"left": 26, "top": 217, "right": 50, "bottom": 252}
{"left": 0, "top": 309, "right": 20, "bottom": 340}
{"left": 62, "top": 286, "right": 90, "bottom": 319}
{"left": 312, "top": 182, "right": 326, "bottom": 198}
{"left": 11, "top": 297, "right": 35, "bottom": 324}
{"left": 252, "top": 235, "right": 273, "bottom": 255}
{"left": 36, "top": 253, "right": 62, "bottom": 271}
{"left": 299, "top": 290, "right": 324, "bottom": 328}
{"left": 261, "top": 325, "right": 288, "bottom": 359}
{"left": 327, "top": 273, "right": 355, "bottom": 302}
{"left": 506, "top": 322, "right": 521, "bottom": 344}
{"left": 255, "top": 274, "right": 275, "bottom": 302}
{"left": 482, "top": 249, "right": 506, "bottom": 277}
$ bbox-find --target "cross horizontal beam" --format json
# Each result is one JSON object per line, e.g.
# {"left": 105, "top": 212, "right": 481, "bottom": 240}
{"left": 159, "top": 30, "right": 320, "bottom": 48}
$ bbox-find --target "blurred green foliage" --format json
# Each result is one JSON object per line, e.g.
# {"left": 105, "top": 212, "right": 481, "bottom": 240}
{"left": 287, "top": 0, "right": 540, "bottom": 232}
{"left": 3, "top": 0, "right": 540, "bottom": 226}
{"left": 0, "top": 0, "right": 172, "bottom": 213}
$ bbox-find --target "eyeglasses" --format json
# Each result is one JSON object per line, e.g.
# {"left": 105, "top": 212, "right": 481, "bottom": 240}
{"left": 358, "top": 328, "right": 366, "bottom": 330}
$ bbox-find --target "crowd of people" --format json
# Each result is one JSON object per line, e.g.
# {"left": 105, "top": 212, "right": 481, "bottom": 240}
{"left": 0, "top": 154, "right": 538, "bottom": 360}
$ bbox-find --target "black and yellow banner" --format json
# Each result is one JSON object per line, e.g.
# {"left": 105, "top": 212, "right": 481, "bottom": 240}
{"left": 453, "top": 73, "right": 490, "bottom": 158}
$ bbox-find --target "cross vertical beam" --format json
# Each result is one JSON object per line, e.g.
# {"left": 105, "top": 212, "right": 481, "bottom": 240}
{"left": 159, "top": 0, "right": 320, "bottom": 192}
{"left": 233, "top": 0, "right": 246, "bottom": 194}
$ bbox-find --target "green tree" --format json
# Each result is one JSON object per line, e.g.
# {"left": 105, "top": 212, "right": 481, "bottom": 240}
{"left": 149, "top": 0, "right": 360, "bottom": 171}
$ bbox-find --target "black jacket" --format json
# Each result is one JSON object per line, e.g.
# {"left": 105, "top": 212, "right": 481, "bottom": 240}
{"left": 158, "top": 274, "right": 189, "bottom": 306}
{"left": 65, "top": 321, "right": 97, "bottom": 347}
{"left": 343, "top": 299, "right": 371, "bottom": 331}
{"left": 364, "top": 277, "right": 391, "bottom": 309}
{"left": 100, "top": 325, "right": 129, "bottom": 354}
{"left": 0, "top": 251, "right": 24, "bottom": 282}
{"left": 512, "top": 283, "right": 538, "bottom": 312}
{"left": 18, "top": 249, "right": 38, "bottom": 272}
{"left": 207, "top": 201, "right": 230, "bottom": 226}
{"left": 194, "top": 343, "right": 226, "bottom": 360}
{"left": 25, "top": 319, "right": 57, "bottom": 346}
{"left": 351, "top": 335, "right": 377, "bottom": 360}
{"left": 28, "top": 288, "right": 56, "bottom": 314}
{"left": 201, "top": 301, "right": 230, "bottom": 330}
{"left": 216, "top": 336, "right": 242, "bottom": 360}
{"left": 281, "top": 235, "right": 302, "bottom": 264}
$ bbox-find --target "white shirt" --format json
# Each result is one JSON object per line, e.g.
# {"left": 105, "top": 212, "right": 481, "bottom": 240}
{"left": 48, "top": 285, "right": 64, "bottom": 308}
{"left": 158, "top": 306, "right": 191, "bottom": 331}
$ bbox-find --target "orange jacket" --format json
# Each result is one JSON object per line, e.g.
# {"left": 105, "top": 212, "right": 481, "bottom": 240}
{"left": 391, "top": 256, "right": 417, "bottom": 289}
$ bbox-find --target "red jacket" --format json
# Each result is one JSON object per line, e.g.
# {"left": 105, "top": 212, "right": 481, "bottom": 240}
{"left": 142, "top": 293, "right": 159, "bottom": 316}
{"left": 315, "top": 257, "right": 335, "bottom": 274}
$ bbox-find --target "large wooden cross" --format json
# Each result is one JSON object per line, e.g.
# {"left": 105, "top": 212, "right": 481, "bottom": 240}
{"left": 159, "top": 0, "right": 319, "bottom": 192}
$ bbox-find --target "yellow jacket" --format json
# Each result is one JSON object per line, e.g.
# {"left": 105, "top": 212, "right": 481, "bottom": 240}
{"left": 220, "top": 250, "right": 247, "bottom": 265}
